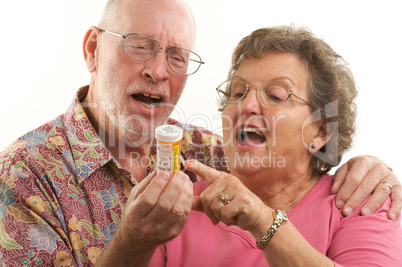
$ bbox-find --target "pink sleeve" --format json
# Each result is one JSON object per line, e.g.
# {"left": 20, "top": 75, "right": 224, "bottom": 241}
{"left": 328, "top": 198, "right": 402, "bottom": 266}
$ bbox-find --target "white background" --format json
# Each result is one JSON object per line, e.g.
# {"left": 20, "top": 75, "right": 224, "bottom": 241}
{"left": 0, "top": 0, "right": 401, "bottom": 181}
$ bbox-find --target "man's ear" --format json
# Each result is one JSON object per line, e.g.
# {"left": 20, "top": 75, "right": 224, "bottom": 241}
{"left": 83, "top": 26, "right": 100, "bottom": 73}
{"left": 310, "top": 119, "right": 336, "bottom": 152}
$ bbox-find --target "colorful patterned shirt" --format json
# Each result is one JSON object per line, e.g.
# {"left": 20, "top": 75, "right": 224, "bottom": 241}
{"left": 0, "top": 86, "right": 227, "bottom": 266}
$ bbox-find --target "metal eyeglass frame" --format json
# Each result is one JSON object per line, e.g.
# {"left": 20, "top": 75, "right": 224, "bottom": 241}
{"left": 216, "top": 79, "right": 311, "bottom": 106}
{"left": 99, "top": 28, "right": 204, "bottom": 75}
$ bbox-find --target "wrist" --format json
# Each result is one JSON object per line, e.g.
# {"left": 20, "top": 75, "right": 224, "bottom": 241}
{"left": 114, "top": 224, "right": 157, "bottom": 253}
{"left": 255, "top": 209, "right": 288, "bottom": 250}
{"left": 250, "top": 207, "right": 275, "bottom": 241}
{"left": 97, "top": 228, "right": 156, "bottom": 266}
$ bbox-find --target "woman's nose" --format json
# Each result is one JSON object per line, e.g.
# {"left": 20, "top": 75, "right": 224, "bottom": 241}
{"left": 240, "top": 88, "right": 262, "bottom": 115}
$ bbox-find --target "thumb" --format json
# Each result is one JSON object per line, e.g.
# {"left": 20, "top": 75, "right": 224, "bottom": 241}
{"left": 191, "top": 196, "right": 204, "bottom": 212}
{"left": 191, "top": 195, "right": 219, "bottom": 225}
{"left": 332, "top": 164, "right": 348, "bottom": 194}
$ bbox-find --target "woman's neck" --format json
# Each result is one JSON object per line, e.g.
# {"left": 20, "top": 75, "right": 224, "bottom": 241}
{"left": 236, "top": 168, "right": 319, "bottom": 212}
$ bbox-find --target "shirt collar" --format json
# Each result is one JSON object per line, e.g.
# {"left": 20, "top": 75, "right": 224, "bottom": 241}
{"left": 63, "top": 86, "right": 136, "bottom": 184}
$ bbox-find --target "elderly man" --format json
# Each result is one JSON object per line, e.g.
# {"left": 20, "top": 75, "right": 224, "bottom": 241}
{"left": 0, "top": 0, "right": 400, "bottom": 266}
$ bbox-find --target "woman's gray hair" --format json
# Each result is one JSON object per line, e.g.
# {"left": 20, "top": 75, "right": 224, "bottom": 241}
{"left": 219, "top": 25, "right": 358, "bottom": 174}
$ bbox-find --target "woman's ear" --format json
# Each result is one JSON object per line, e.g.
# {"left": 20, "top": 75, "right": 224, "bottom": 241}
{"left": 83, "top": 26, "right": 100, "bottom": 73}
{"left": 309, "top": 119, "right": 336, "bottom": 153}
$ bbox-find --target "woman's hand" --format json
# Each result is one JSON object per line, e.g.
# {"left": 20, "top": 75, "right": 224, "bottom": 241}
{"left": 184, "top": 160, "right": 334, "bottom": 267}
{"left": 184, "top": 160, "right": 271, "bottom": 236}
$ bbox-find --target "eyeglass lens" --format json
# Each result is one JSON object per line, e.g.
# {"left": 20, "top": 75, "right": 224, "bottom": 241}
{"left": 123, "top": 34, "right": 202, "bottom": 75}
{"left": 218, "top": 80, "right": 290, "bottom": 105}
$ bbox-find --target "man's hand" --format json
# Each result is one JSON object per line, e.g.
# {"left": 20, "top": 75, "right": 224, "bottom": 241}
{"left": 96, "top": 171, "right": 193, "bottom": 266}
{"left": 331, "top": 155, "right": 402, "bottom": 220}
{"left": 122, "top": 170, "right": 193, "bottom": 244}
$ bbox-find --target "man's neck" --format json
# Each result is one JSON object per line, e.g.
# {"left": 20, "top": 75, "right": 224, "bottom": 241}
{"left": 107, "top": 136, "right": 152, "bottom": 182}
{"left": 82, "top": 97, "right": 153, "bottom": 182}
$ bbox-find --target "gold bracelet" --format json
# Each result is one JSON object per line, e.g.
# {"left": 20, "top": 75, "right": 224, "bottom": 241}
{"left": 256, "top": 210, "right": 288, "bottom": 250}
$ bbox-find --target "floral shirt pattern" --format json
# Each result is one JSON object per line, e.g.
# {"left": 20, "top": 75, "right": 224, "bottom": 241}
{"left": 0, "top": 86, "right": 227, "bottom": 266}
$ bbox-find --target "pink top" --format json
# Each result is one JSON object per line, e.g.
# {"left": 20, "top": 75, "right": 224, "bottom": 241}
{"left": 150, "top": 174, "right": 402, "bottom": 266}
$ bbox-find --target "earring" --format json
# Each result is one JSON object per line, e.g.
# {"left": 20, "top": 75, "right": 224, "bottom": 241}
{"left": 311, "top": 144, "right": 316, "bottom": 149}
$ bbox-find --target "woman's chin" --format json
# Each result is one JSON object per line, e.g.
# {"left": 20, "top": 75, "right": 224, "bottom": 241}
{"left": 226, "top": 148, "right": 287, "bottom": 177}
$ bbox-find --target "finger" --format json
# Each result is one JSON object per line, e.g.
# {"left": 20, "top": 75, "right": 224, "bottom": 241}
{"left": 128, "top": 170, "right": 157, "bottom": 199}
{"left": 132, "top": 171, "right": 171, "bottom": 219}
{"left": 359, "top": 178, "right": 392, "bottom": 216}
{"left": 172, "top": 176, "right": 193, "bottom": 214}
{"left": 147, "top": 171, "right": 190, "bottom": 223}
{"left": 161, "top": 175, "right": 193, "bottom": 227}
{"left": 192, "top": 195, "right": 221, "bottom": 225}
{"left": 183, "top": 160, "right": 223, "bottom": 185}
{"left": 200, "top": 190, "right": 223, "bottom": 225}
{"left": 386, "top": 173, "right": 402, "bottom": 220}
{"left": 217, "top": 199, "right": 239, "bottom": 226}
{"left": 193, "top": 196, "right": 236, "bottom": 226}
{"left": 334, "top": 160, "right": 370, "bottom": 214}
{"left": 212, "top": 192, "right": 234, "bottom": 223}
{"left": 389, "top": 184, "right": 402, "bottom": 221}
{"left": 341, "top": 166, "right": 381, "bottom": 216}
{"left": 192, "top": 188, "right": 227, "bottom": 225}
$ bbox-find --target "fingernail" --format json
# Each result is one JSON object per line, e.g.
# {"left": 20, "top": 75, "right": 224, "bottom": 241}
{"left": 337, "top": 200, "right": 345, "bottom": 209}
{"left": 159, "top": 172, "right": 170, "bottom": 182}
{"left": 344, "top": 206, "right": 353, "bottom": 216}
{"left": 176, "top": 171, "right": 187, "bottom": 182}
{"left": 391, "top": 213, "right": 396, "bottom": 221}
{"left": 184, "top": 160, "right": 193, "bottom": 167}
{"left": 361, "top": 207, "right": 371, "bottom": 216}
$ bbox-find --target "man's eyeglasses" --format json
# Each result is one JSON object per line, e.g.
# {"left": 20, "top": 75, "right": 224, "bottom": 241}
{"left": 99, "top": 29, "right": 204, "bottom": 75}
{"left": 216, "top": 79, "right": 311, "bottom": 106}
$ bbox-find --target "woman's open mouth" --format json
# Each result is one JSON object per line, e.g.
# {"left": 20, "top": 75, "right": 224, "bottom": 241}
{"left": 237, "top": 127, "right": 267, "bottom": 147}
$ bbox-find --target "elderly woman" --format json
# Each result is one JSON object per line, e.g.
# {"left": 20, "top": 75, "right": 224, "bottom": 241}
{"left": 149, "top": 26, "right": 402, "bottom": 266}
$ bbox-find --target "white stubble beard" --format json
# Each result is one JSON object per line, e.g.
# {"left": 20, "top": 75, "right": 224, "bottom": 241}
{"left": 97, "top": 71, "right": 174, "bottom": 147}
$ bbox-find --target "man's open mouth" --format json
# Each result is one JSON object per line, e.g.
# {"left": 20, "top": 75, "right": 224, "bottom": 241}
{"left": 238, "top": 127, "right": 267, "bottom": 147}
{"left": 132, "top": 93, "right": 163, "bottom": 108}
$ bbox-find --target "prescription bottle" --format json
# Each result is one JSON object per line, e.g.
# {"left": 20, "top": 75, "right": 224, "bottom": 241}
{"left": 155, "top": 125, "right": 183, "bottom": 174}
